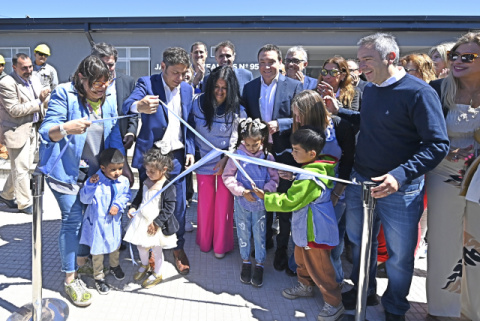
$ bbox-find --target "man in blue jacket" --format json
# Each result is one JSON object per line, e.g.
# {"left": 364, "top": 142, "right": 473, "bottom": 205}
{"left": 123, "top": 47, "right": 194, "bottom": 275}
{"left": 330, "top": 33, "right": 449, "bottom": 321}
{"left": 285, "top": 46, "right": 317, "bottom": 91}
{"left": 242, "top": 44, "right": 303, "bottom": 272}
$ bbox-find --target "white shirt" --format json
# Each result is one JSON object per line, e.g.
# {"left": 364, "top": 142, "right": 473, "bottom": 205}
{"left": 374, "top": 67, "right": 406, "bottom": 88}
{"left": 160, "top": 76, "right": 184, "bottom": 151}
{"left": 259, "top": 74, "right": 279, "bottom": 123}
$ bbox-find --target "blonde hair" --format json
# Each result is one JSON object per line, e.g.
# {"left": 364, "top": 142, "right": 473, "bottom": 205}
{"left": 428, "top": 42, "right": 455, "bottom": 69}
{"left": 291, "top": 90, "right": 330, "bottom": 132}
{"left": 317, "top": 56, "right": 356, "bottom": 108}
{"left": 441, "top": 32, "right": 480, "bottom": 110}
{"left": 400, "top": 53, "right": 437, "bottom": 83}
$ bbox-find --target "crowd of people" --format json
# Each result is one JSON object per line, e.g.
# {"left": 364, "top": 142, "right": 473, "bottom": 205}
{"left": 0, "top": 31, "right": 479, "bottom": 321}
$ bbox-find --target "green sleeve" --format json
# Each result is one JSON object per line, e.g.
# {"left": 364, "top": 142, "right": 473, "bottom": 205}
{"left": 264, "top": 179, "right": 323, "bottom": 212}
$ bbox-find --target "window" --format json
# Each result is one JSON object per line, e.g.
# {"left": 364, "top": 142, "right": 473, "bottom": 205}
{"left": 115, "top": 47, "right": 150, "bottom": 79}
{"left": 0, "top": 47, "right": 31, "bottom": 74}
{"left": 210, "top": 46, "right": 216, "bottom": 58}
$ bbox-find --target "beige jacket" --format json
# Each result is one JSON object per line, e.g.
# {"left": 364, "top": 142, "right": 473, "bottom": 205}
{"left": 0, "top": 73, "right": 45, "bottom": 148}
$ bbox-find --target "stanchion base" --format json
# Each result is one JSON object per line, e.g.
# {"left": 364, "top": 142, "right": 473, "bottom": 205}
{"left": 7, "top": 298, "right": 69, "bottom": 321}
{"left": 342, "top": 313, "right": 369, "bottom": 321}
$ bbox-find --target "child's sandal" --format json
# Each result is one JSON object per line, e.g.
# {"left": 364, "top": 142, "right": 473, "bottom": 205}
{"left": 142, "top": 272, "right": 163, "bottom": 289}
{"left": 133, "top": 264, "right": 150, "bottom": 281}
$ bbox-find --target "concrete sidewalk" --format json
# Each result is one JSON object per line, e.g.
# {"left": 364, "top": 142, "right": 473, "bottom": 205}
{"left": 0, "top": 176, "right": 464, "bottom": 321}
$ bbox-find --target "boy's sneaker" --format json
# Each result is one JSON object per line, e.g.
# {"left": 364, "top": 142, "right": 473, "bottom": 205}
{"left": 64, "top": 278, "right": 92, "bottom": 307}
{"left": 240, "top": 262, "right": 252, "bottom": 284}
{"left": 95, "top": 279, "right": 111, "bottom": 295}
{"left": 317, "top": 302, "right": 345, "bottom": 321}
{"left": 282, "top": 282, "right": 314, "bottom": 299}
{"left": 109, "top": 265, "right": 125, "bottom": 280}
{"left": 251, "top": 265, "right": 264, "bottom": 287}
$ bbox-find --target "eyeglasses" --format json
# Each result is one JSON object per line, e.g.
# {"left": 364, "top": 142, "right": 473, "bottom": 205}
{"left": 36, "top": 52, "right": 48, "bottom": 57}
{"left": 447, "top": 51, "right": 479, "bottom": 63}
{"left": 320, "top": 68, "right": 341, "bottom": 77}
{"left": 285, "top": 58, "right": 305, "bottom": 65}
{"left": 404, "top": 68, "right": 418, "bottom": 73}
{"left": 90, "top": 78, "right": 115, "bottom": 89}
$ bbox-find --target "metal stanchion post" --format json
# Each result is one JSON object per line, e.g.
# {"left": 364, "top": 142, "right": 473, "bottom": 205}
{"left": 343, "top": 181, "right": 377, "bottom": 321}
{"left": 8, "top": 171, "right": 69, "bottom": 321}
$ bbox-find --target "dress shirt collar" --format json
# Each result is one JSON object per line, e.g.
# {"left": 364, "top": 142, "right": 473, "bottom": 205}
{"left": 374, "top": 67, "right": 406, "bottom": 88}
{"left": 261, "top": 73, "right": 280, "bottom": 87}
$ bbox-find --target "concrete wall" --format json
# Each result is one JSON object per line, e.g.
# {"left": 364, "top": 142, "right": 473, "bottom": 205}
{"left": 0, "top": 29, "right": 465, "bottom": 82}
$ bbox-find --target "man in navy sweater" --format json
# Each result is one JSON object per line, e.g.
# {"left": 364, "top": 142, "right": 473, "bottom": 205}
{"left": 329, "top": 33, "right": 449, "bottom": 321}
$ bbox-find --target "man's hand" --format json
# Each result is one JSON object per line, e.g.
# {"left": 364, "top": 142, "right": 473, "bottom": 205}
{"left": 39, "top": 88, "right": 51, "bottom": 102}
{"left": 109, "top": 205, "right": 119, "bottom": 216}
{"left": 192, "top": 64, "right": 205, "bottom": 86}
{"left": 147, "top": 222, "right": 159, "bottom": 235}
{"left": 185, "top": 154, "right": 195, "bottom": 169}
{"left": 267, "top": 120, "right": 279, "bottom": 135}
{"left": 89, "top": 174, "right": 99, "bottom": 184}
{"left": 137, "top": 95, "right": 160, "bottom": 114}
{"left": 295, "top": 71, "right": 305, "bottom": 83}
{"left": 371, "top": 174, "right": 399, "bottom": 199}
{"left": 252, "top": 187, "right": 265, "bottom": 200}
{"left": 213, "top": 157, "right": 228, "bottom": 176}
{"left": 123, "top": 134, "right": 135, "bottom": 150}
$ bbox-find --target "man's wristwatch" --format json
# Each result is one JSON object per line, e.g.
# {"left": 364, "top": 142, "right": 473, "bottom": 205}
{"left": 59, "top": 124, "right": 68, "bottom": 136}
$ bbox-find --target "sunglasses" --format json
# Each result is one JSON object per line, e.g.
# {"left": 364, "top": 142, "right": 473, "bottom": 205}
{"left": 90, "top": 78, "right": 115, "bottom": 90}
{"left": 404, "top": 67, "right": 418, "bottom": 73}
{"left": 447, "top": 51, "right": 479, "bottom": 63}
{"left": 320, "top": 68, "right": 341, "bottom": 77}
{"left": 285, "top": 58, "right": 305, "bottom": 65}
{"left": 36, "top": 52, "right": 48, "bottom": 57}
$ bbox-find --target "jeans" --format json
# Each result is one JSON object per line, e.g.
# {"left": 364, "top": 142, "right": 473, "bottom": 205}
{"left": 345, "top": 169, "right": 424, "bottom": 315}
{"left": 138, "top": 149, "right": 186, "bottom": 249}
{"left": 51, "top": 189, "right": 89, "bottom": 273}
{"left": 234, "top": 199, "right": 266, "bottom": 264}
{"left": 331, "top": 198, "right": 346, "bottom": 283}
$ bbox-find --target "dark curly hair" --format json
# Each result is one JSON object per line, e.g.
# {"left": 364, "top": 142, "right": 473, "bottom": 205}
{"left": 143, "top": 148, "right": 174, "bottom": 178}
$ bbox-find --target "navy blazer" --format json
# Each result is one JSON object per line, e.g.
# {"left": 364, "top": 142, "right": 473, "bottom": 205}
{"left": 203, "top": 67, "right": 253, "bottom": 95}
{"left": 242, "top": 74, "right": 303, "bottom": 161}
{"left": 303, "top": 75, "right": 318, "bottom": 91}
{"left": 122, "top": 73, "right": 194, "bottom": 169}
{"left": 114, "top": 72, "right": 138, "bottom": 137}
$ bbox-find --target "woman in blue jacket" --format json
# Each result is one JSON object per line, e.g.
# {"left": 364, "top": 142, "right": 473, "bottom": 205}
{"left": 38, "top": 55, "right": 131, "bottom": 307}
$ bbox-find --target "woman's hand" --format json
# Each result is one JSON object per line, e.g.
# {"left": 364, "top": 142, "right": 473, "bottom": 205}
{"left": 438, "top": 68, "right": 450, "bottom": 79}
{"left": 447, "top": 145, "right": 473, "bottom": 162}
{"left": 213, "top": 157, "right": 228, "bottom": 176}
{"left": 127, "top": 207, "right": 136, "bottom": 219}
{"left": 317, "top": 81, "right": 335, "bottom": 98}
{"left": 63, "top": 117, "right": 92, "bottom": 135}
{"left": 147, "top": 222, "right": 158, "bottom": 236}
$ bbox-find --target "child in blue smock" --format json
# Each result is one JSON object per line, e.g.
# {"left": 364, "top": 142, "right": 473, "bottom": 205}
{"left": 79, "top": 148, "right": 131, "bottom": 295}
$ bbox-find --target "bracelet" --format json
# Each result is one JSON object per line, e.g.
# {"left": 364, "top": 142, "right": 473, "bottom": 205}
{"left": 59, "top": 124, "right": 68, "bottom": 136}
{"left": 332, "top": 191, "right": 342, "bottom": 198}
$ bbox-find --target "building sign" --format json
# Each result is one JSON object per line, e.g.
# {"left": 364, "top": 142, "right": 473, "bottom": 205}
{"left": 153, "top": 62, "right": 259, "bottom": 71}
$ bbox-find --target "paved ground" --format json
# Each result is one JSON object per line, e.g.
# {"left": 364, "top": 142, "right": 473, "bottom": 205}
{"left": 0, "top": 174, "right": 466, "bottom": 321}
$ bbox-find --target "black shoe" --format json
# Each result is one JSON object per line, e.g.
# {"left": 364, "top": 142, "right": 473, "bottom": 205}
{"left": 273, "top": 248, "right": 288, "bottom": 271}
{"left": 342, "top": 288, "right": 380, "bottom": 310}
{"left": 385, "top": 311, "right": 405, "bottom": 321}
{"left": 18, "top": 206, "right": 33, "bottom": 215}
{"left": 109, "top": 265, "right": 125, "bottom": 280}
{"left": 251, "top": 265, "right": 264, "bottom": 287}
{"left": 0, "top": 195, "right": 17, "bottom": 209}
{"left": 95, "top": 279, "right": 111, "bottom": 295}
{"left": 285, "top": 266, "right": 297, "bottom": 277}
{"left": 240, "top": 262, "right": 252, "bottom": 284}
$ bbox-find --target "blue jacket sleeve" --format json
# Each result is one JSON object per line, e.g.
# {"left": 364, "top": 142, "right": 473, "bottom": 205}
{"left": 122, "top": 77, "right": 149, "bottom": 115}
{"left": 79, "top": 179, "right": 98, "bottom": 205}
{"left": 112, "top": 177, "right": 131, "bottom": 213}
